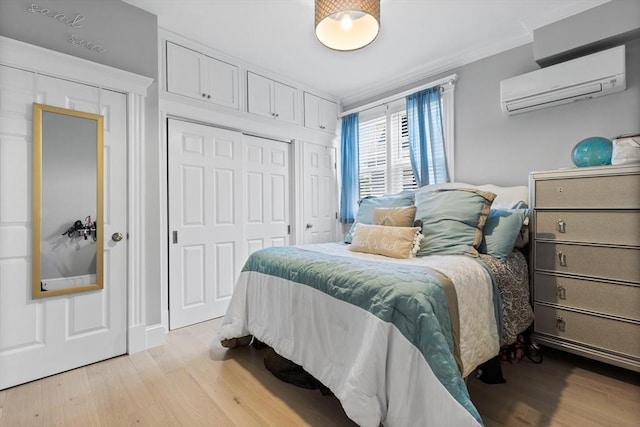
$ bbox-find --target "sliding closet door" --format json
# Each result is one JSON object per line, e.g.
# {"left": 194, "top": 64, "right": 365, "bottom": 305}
{"left": 168, "top": 121, "right": 292, "bottom": 329}
{"left": 168, "top": 119, "right": 245, "bottom": 329}
{"left": 0, "top": 67, "right": 128, "bottom": 390}
{"left": 243, "top": 134, "right": 290, "bottom": 255}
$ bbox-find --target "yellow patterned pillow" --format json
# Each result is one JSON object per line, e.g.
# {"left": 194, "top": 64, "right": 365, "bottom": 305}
{"left": 372, "top": 206, "right": 417, "bottom": 227}
{"left": 349, "top": 223, "right": 423, "bottom": 259}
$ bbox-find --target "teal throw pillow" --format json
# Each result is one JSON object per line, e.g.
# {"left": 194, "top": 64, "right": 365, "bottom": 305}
{"left": 415, "top": 188, "right": 496, "bottom": 256}
{"left": 479, "top": 209, "right": 529, "bottom": 259}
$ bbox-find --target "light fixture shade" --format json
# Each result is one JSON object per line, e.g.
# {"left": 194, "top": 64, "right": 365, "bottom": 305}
{"left": 315, "top": 0, "right": 380, "bottom": 51}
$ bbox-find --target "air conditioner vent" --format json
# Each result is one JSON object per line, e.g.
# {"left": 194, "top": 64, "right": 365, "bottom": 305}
{"left": 500, "top": 45, "right": 625, "bottom": 115}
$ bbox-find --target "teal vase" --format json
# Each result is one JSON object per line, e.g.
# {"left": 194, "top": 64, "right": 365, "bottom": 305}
{"left": 571, "top": 137, "right": 612, "bottom": 167}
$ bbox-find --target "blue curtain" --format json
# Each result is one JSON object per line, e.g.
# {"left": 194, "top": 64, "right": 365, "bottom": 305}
{"left": 406, "top": 87, "right": 449, "bottom": 186}
{"left": 339, "top": 113, "right": 359, "bottom": 223}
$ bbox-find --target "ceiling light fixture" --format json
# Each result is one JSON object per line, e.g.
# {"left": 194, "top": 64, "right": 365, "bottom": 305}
{"left": 315, "top": 0, "right": 380, "bottom": 51}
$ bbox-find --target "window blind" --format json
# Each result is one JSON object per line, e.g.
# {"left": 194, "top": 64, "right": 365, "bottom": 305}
{"left": 358, "top": 115, "right": 388, "bottom": 198}
{"left": 358, "top": 110, "right": 416, "bottom": 199}
{"left": 389, "top": 111, "right": 416, "bottom": 192}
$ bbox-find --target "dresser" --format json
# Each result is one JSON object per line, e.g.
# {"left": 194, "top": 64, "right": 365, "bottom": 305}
{"left": 529, "top": 164, "right": 640, "bottom": 372}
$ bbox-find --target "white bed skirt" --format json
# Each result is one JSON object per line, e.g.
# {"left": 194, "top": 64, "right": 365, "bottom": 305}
{"left": 219, "top": 271, "right": 484, "bottom": 427}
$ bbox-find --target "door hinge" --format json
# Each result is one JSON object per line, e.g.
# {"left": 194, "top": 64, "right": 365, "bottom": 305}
{"left": 287, "top": 225, "right": 291, "bottom": 235}
{"left": 172, "top": 230, "right": 178, "bottom": 244}
{"left": 335, "top": 212, "right": 338, "bottom": 219}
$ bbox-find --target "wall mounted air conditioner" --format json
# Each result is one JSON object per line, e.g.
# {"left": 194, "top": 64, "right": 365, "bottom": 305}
{"left": 500, "top": 45, "right": 626, "bottom": 115}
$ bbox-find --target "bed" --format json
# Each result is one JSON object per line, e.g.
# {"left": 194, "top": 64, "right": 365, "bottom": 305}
{"left": 218, "top": 183, "right": 534, "bottom": 427}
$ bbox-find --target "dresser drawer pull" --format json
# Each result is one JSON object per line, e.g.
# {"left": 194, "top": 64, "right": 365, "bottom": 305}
{"left": 556, "top": 284, "right": 567, "bottom": 299}
{"left": 557, "top": 219, "right": 566, "bottom": 233}
{"left": 556, "top": 316, "right": 566, "bottom": 332}
{"left": 557, "top": 251, "right": 567, "bottom": 267}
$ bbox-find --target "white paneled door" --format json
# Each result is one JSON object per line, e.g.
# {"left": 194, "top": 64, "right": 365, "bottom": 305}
{"left": 303, "top": 142, "right": 337, "bottom": 244}
{"left": 243, "top": 134, "right": 290, "bottom": 256}
{"left": 168, "top": 119, "right": 244, "bottom": 330}
{"left": 0, "top": 67, "right": 128, "bottom": 390}
{"left": 168, "top": 120, "right": 291, "bottom": 329}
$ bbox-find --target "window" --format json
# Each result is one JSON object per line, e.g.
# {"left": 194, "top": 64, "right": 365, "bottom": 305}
{"left": 358, "top": 103, "right": 415, "bottom": 199}
{"left": 356, "top": 83, "right": 455, "bottom": 199}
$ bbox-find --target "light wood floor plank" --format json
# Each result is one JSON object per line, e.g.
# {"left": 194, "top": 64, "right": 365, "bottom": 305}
{"left": 468, "top": 347, "right": 640, "bottom": 427}
{"left": 1, "top": 318, "right": 638, "bottom": 426}
{"left": 1, "top": 376, "right": 43, "bottom": 427}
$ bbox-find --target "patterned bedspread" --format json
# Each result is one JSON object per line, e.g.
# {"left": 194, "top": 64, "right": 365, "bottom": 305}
{"left": 479, "top": 250, "right": 534, "bottom": 345}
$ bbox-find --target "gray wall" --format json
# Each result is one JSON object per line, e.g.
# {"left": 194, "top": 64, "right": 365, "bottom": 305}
{"left": 455, "top": 38, "right": 639, "bottom": 186}
{"left": 0, "top": 0, "right": 162, "bottom": 325}
{"left": 534, "top": 0, "right": 640, "bottom": 65}
{"left": 344, "top": 37, "right": 639, "bottom": 187}
{"left": 0, "top": 0, "right": 156, "bottom": 78}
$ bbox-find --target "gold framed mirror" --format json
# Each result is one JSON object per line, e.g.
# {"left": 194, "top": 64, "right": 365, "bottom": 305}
{"left": 32, "top": 103, "right": 104, "bottom": 298}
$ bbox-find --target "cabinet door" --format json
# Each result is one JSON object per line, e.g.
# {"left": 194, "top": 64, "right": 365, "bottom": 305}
{"left": 247, "top": 72, "right": 273, "bottom": 118}
{"left": 319, "top": 97, "right": 338, "bottom": 133}
{"left": 247, "top": 72, "right": 297, "bottom": 124}
{"left": 201, "top": 55, "right": 239, "bottom": 109}
{"left": 304, "top": 92, "right": 321, "bottom": 129}
{"left": 273, "top": 80, "right": 297, "bottom": 124}
{"left": 167, "top": 42, "right": 239, "bottom": 108}
{"left": 304, "top": 92, "right": 337, "bottom": 133}
{"left": 166, "top": 42, "right": 205, "bottom": 100}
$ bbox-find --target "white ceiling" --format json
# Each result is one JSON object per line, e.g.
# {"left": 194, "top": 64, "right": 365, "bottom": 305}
{"left": 123, "top": 0, "right": 608, "bottom": 104}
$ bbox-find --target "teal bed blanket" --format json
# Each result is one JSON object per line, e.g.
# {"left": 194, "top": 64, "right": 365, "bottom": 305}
{"left": 241, "top": 245, "right": 490, "bottom": 424}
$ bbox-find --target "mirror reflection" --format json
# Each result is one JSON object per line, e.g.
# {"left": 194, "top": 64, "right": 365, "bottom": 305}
{"left": 32, "top": 103, "right": 104, "bottom": 298}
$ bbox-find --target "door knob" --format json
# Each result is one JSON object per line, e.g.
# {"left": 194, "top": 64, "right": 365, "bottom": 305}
{"left": 306, "top": 224, "right": 313, "bottom": 229}
{"left": 112, "top": 232, "right": 124, "bottom": 242}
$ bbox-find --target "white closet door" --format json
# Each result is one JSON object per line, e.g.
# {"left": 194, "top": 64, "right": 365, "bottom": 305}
{"left": 0, "top": 67, "right": 128, "bottom": 390}
{"left": 303, "top": 142, "right": 337, "bottom": 244}
{"left": 243, "top": 134, "right": 290, "bottom": 256}
{"left": 168, "top": 119, "right": 244, "bottom": 330}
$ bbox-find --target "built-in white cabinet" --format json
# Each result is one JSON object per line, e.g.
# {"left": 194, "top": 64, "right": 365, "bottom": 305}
{"left": 247, "top": 71, "right": 297, "bottom": 124}
{"left": 166, "top": 42, "right": 239, "bottom": 109}
{"left": 304, "top": 92, "right": 338, "bottom": 134}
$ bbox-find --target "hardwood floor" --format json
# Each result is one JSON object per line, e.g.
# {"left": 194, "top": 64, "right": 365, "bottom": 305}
{"left": 469, "top": 348, "right": 640, "bottom": 427}
{"left": 1, "top": 318, "right": 638, "bottom": 426}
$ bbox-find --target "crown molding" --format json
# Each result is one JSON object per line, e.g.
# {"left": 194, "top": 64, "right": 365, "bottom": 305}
{"left": 341, "top": 31, "right": 532, "bottom": 108}
{"left": 0, "top": 36, "right": 153, "bottom": 95}
{"left": 340, "top": 0, "right": 610, "bottom": 108}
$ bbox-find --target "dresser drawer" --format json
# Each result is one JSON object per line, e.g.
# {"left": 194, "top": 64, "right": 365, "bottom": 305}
{"left": 535, "top": 174, "right": 640, "bottom": 209}
{"left": 535, "top": 304, "right": 640, "bottom": 358}
{"left": 535, "top": 210, "right": 640, "bottom": 246}
{"left": 535, "top": 242, "right": 640, "bottom": 283}
{"left": 535, "top": 273, "right": 640, "bottom": 321}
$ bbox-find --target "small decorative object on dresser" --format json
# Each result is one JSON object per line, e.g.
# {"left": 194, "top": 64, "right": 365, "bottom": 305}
{"left": 529, "top": 164, "right": 640, "bottom": 372}
{"left": 611, "top": 133, "right": 640, "bottom": 165}
{"left": 571, "top": 136, "right": 613, "bottom": 167}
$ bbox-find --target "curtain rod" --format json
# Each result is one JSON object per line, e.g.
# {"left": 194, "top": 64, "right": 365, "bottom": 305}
{"left": 340, "top": 73, "right": 458, "bottom": 118}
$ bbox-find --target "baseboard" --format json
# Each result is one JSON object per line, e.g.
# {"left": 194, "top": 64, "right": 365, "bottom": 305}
{"left": 128, "top": 324, "right": 147, "bottom": 354}
{"left": 128, "top": 323, "right": 166, "bottom": 353}
{"left": 145, "top": 323, "right": 166, "bottom": 349}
